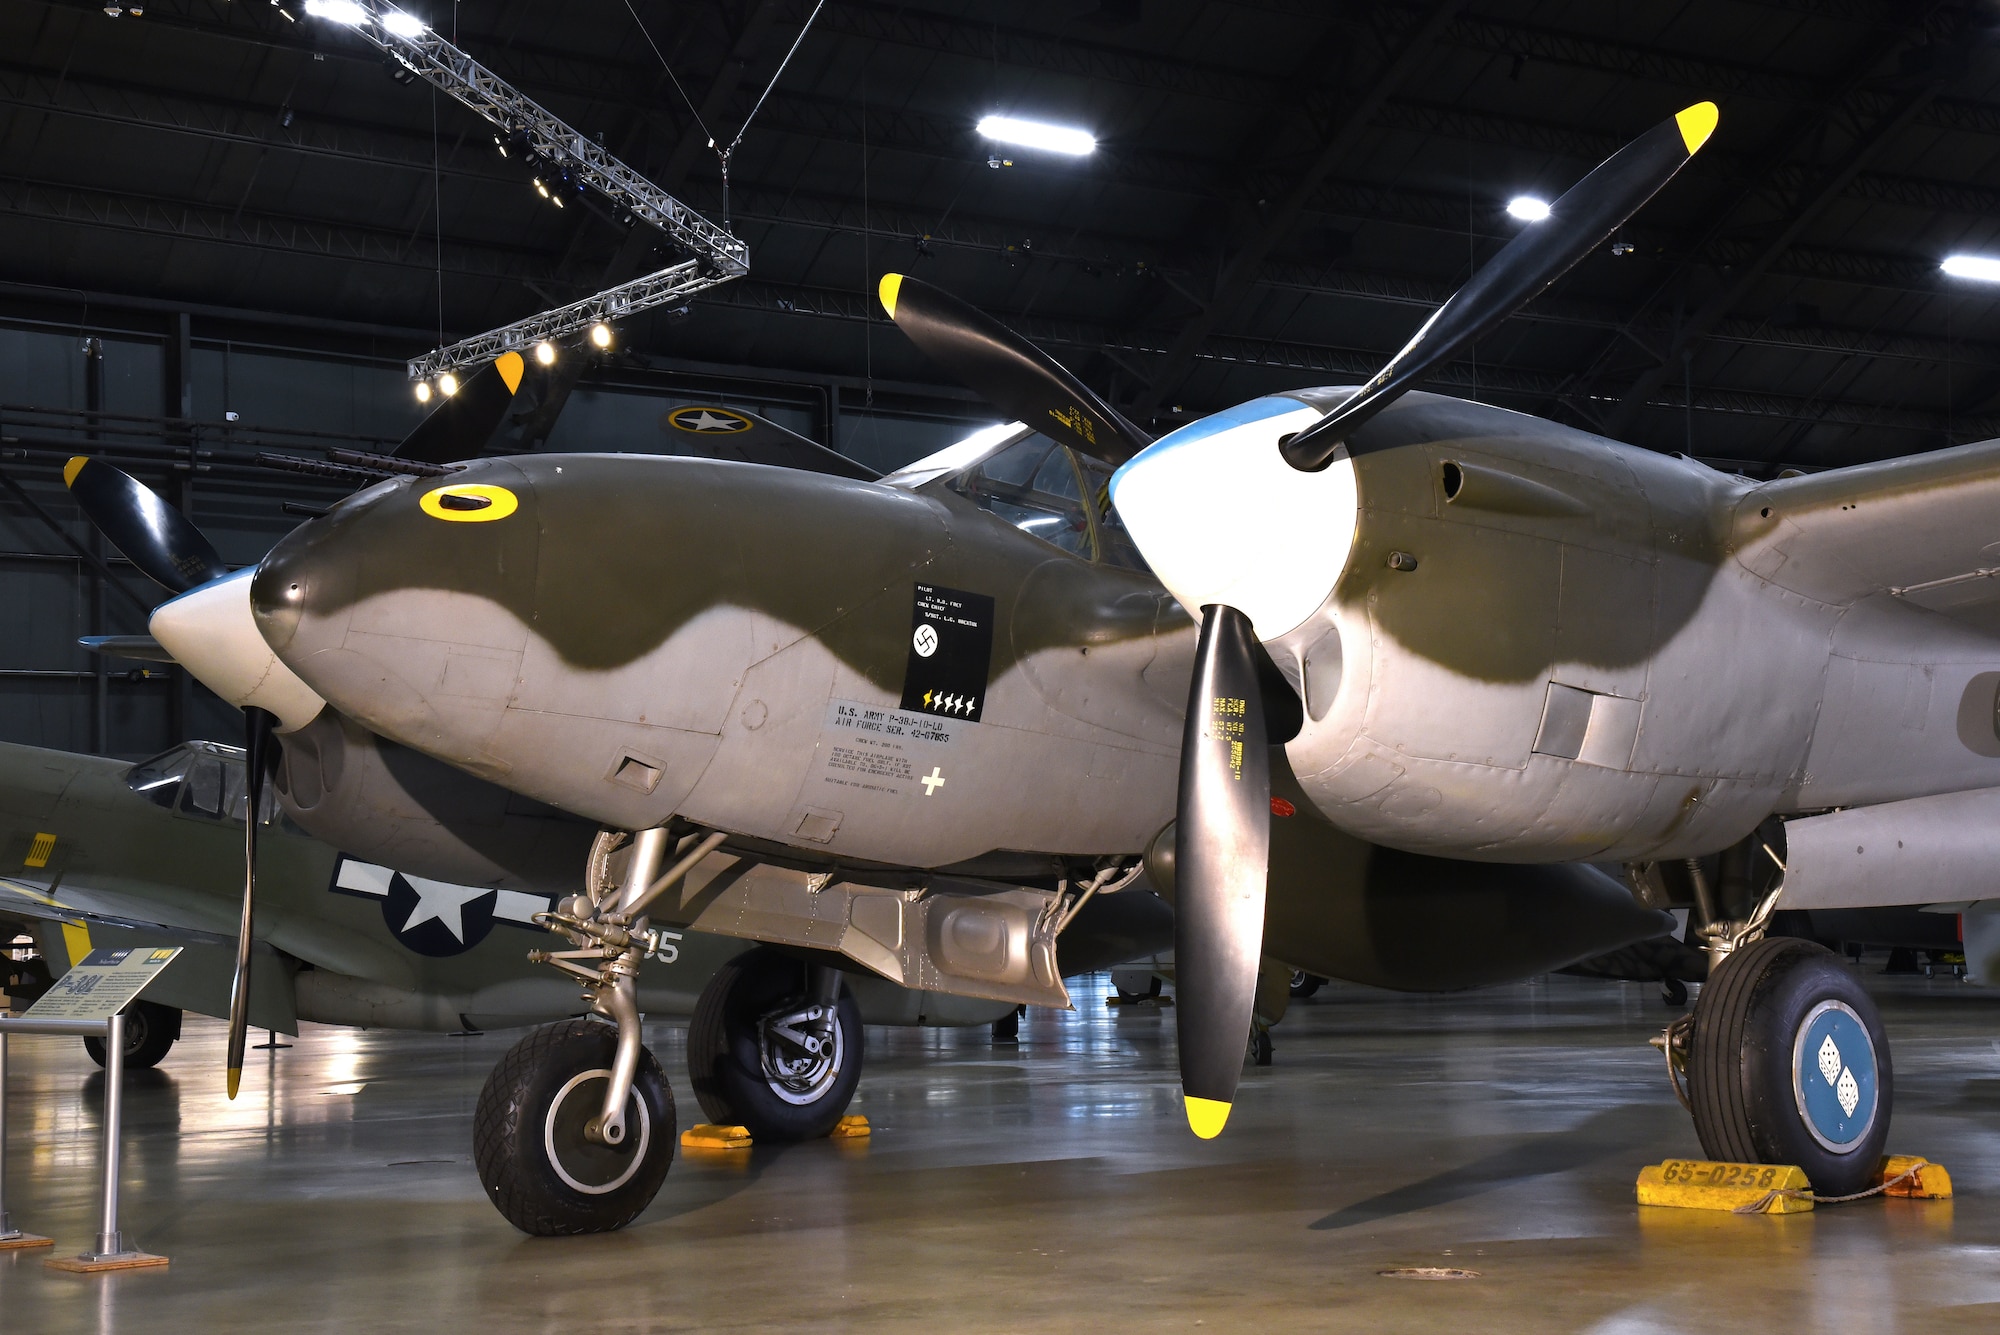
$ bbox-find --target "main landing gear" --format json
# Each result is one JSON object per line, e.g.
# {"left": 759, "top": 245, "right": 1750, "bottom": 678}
{"left": 1680, "top": 937, "right": 1892, "bottom": 1196}
{"left": 83, "top": 1000, "right": 181, "bottom": 1070}
{"left": 689, "top": 946, "right": 864, "bottom": 1141}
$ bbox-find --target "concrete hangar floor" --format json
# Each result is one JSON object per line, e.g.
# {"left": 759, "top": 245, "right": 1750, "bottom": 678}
{"left": 3, "top": 971, "right": 1997, "bottom": 1333}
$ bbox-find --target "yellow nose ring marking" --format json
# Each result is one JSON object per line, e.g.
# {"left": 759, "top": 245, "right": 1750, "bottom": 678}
{"left": 420, "top": 482, "right": 519, "bottom": 522}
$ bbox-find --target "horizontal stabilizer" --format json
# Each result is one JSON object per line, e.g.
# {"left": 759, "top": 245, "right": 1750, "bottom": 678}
{"left": 660, "top": 404, "right": 879, "bottom": 481}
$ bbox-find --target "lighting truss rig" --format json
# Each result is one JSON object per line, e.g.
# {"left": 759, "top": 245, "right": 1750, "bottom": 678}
{"left": 305, "top": 0, "right": 749, "bottom": 384}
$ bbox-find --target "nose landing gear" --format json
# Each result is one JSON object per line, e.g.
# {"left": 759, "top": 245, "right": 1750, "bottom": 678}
{"left": 473, "top": 1018, "right": 677, "bottom": 1236}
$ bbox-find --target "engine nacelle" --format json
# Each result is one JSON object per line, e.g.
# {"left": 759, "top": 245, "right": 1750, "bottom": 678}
{"left": 1119, "top": 389, "right": 1833, "bottom": 863}
{"left": 273, "top": 707, "right": 595, "bottom": 894}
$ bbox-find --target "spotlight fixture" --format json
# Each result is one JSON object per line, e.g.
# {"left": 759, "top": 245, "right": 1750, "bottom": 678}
{"left": 589, "top": 322, "right": 613, "bottom": 349}
{"left": 493, "top": 133, "right": 508, "bottom": 159}
{"left": 302, "top": 0, "right": 367, "bottom": 24}
{"left": 1941, "top": 254, "right": 2000, "bottom": 283}
{"left": 103, "top": 2, "right": 123, "bottom": 13}
{"left": 438, "top": 372, "right": 460, "bottom": 397}
{"left": 1506, "top": 195, "right": 1552, "bottom": 222}
{"left": 380, "top": 9, "right": 426, "bottom": 37}
{"left": 534, "top": 340, "right": 557, "bottom": 366}
{"left": 415, "top": 381, "right": 433, "bottom": 403}
{"left": 1611, "top": 239, "right": 1635, "bottom": 256}
{"left": 534, "top": 178, "right": 550, "bottom": 198}
{"left": 976, "top": 114, "right": 1095, "bottom": 157}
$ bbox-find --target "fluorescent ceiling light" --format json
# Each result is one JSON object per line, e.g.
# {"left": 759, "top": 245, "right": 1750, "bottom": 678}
{"left": 977, "top": 115, "right": 1095, "bottom": 157}
{"left": 1941, "top": 254, "right": 2000, "bottom": 282}
{"left": 380, "top": 10, "right": 427, "bottom": 37}
{"left": 303, "top": 0, "right": 369, "bottom": 24}
{"left": 1506, "top": 195, "right": 1551, "bottom": 222}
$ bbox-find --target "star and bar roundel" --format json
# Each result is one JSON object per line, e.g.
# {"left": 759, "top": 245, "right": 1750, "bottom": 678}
{"left": 328, "top": 857, "right": 553, "bottom": 958}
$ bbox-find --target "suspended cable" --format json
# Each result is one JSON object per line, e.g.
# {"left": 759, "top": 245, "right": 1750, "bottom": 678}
{"left": 619, "top": 0, "right": 715, "bottom": 148}
{"left": 718, "top": 0, "right": 827, "bottom": 224}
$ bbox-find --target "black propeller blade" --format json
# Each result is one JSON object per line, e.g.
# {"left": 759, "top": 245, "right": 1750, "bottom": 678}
{"left": 63, "top": 457, "right": 229, "bottom": 594}
{"left": 397, "top": 350, "right": 526, "bottom": 464}
{"left": 1175, "top": 604, "right": 1271, "bottom": 1138}
{"left": 878, "top": 273, "right": 1152, "bottom": 465}
{"left": 1281, "top": 101, "right": 1717, "bottom": 471}
{"left": 226, "top": 706, "right": 278, "bottom": 1100}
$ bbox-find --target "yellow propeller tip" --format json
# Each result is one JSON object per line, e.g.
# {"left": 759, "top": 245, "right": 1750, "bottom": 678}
{"left": 878, "top": 272, "right": 905, "bottom": 319}
{"left": 62, "top": 456, "right": 88, "bottom": 487}
{"left": 1675, "top": 101, "right": 1718, "bottom": 155}
{"left": 1184, "top": 1095, "right": 1232, "bottom": 1140}
{"left": 226, "top": 1067, "right": 241, "bottom": 1100}
{"left": 495, "top": 350, "right": 525, "bottom": 395}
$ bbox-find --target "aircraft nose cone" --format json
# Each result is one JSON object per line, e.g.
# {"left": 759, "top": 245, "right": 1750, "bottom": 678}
{"left": 248, "top": 461, "right": 541, "bottom": 771}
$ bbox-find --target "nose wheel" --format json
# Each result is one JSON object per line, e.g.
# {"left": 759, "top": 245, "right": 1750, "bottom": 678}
{"left": 473, "top": 1019, "right": 677, "bottom": 1235}
{"left": 688, "top": 947, "right": 864, "bottom": 1141}
{"left": 1683, "top": 937, "right": 1891, "bottom": 1196}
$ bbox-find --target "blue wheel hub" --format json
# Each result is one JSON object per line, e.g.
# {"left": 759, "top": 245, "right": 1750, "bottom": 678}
{"left": 1791, "top": 1000, "right": 1878, "bottom": 1152}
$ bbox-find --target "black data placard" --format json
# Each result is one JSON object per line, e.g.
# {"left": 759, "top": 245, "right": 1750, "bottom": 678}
{"left": 899, "top": 583, "right": 995, "bottom": 722}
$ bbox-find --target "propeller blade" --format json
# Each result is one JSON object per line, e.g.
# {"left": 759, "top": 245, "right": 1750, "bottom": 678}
{"left": 395, "top": 350, "right": 526, "bottom": 464}
{"left": 63, "top": 457, "right": 228, "bottom": 594}
{"left": 878, "top": 273, "right": 1152, "bottom": 465}
{"left": 1174, "top": 603, "right": 1271, "bottom": 1138}
{"left": 1282, "top": 101, "right": 1718, "bottom": 470}
{"left": 226, "top": 706, "right": 278, "bottom": 1099}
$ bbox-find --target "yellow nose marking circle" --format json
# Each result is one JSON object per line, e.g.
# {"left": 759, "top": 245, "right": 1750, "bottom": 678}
{"left": 420, "top": 482, "right": 519, "bottom": 522}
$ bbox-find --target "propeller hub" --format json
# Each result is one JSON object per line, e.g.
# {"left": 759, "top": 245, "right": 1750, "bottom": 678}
{"left": 1110, "top": 395, "right": 1360, "bottom": 641}
{"left": 149, "top": 568, "right": 325, "bottom": 732}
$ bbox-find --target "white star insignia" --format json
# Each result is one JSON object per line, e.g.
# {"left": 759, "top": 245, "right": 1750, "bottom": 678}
{"left": 399, "top": 876, "right": 492, "bottom": 943}
{"left": 683, "top": 409, "right": 744, "bottom": 432}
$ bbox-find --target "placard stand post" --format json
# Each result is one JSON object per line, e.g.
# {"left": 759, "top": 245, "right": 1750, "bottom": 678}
{"left": 0, "top": 1013, "right": 169, "bottom": 1271}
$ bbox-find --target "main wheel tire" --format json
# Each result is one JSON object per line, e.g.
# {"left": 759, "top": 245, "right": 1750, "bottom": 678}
{"left": 1289, "top": 970, "right": 1324, "bottom": 999}
{"left": 1688, "top": 937, "right": 1891, "bottom": 1196}
{"left": 472, "top": 1019, "right": 676, "bottom": 1236}
{"left": 688, "top": 947, "right": 863, "bottom": 1141}
{"left": 83, "top": 1000, "right": 181, "bottom": 1070}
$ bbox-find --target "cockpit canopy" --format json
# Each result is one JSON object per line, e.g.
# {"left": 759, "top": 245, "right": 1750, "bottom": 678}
{"left": 125, "top": 740, "right": 283, "bottom": 826}
{"left": 884, "top": 423, "right": 1150, "bottom": 570}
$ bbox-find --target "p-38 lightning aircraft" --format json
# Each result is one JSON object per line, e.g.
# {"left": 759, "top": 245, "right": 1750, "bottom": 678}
{"left": 209, "top": 95, "right": 1976, "bottom": 1205}
{"left": 91, "top": 102, "right": 1944, "bottom": 1233}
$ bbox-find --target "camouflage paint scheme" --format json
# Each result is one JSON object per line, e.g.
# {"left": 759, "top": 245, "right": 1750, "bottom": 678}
{"left": 243, "top": 430, "right": 1671, "bottom": 992}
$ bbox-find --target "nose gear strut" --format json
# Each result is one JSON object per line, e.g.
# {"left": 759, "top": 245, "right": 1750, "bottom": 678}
{"left": 529, "top": 826, "right": 725, "bottom": 1145}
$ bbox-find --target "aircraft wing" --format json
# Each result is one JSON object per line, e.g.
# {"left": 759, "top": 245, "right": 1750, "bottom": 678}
{"left": 0, "top": 873, "right": 233, "bottom": 946}
{"left": 659, "top": 404, "right": 881, "bottom": 481}
{"left": 1736, "top": 436, "right": 2000, "bottom": 632}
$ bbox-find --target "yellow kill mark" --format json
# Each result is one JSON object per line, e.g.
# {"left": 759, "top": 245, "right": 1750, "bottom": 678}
{"left": 1185, "top": 1095, "right": 1231, "bottom": 1140}
{"left": 1675, "top": 101, "right": 1719, "bottom": 155}
{"left": 24, "top": 831, "right": 55, "bottom": 868}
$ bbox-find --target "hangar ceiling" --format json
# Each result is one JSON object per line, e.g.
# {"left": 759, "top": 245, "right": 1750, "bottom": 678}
{"left": 4, "top": 0, "right": 2000, "bottom": 473}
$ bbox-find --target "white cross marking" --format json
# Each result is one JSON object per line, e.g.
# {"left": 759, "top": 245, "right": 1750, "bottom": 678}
{"left": 921, "top": 767, "right": 946, "bottom": 796}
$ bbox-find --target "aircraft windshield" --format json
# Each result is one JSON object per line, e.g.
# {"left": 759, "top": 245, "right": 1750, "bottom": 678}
{"left": 949, "top": 434, "right": 1095, "bottom": 558}
{"left": 124, "top": 741, "right": 278, "bottom": 825}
